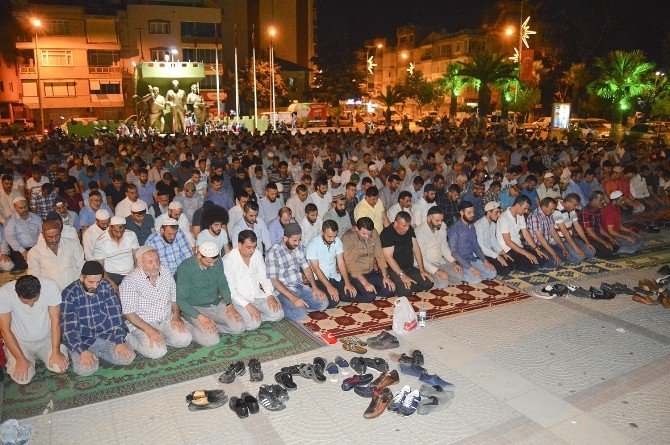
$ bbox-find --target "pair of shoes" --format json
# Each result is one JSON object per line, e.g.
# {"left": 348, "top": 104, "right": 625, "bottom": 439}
{"left": 367, "top": 331, "right": 400, "bottom": 350}
{"left": 611, "top": 283, "right": 636, "bottom": 296}
{"left": 632, "top": 292, "right": 660, "bottom": 305}
{"left": 229, "top": 392, "right": 259, "bottom": 418}
{"left": 258, "top": 384, "right": 288, "bottom": 411}
{"left": 341, "top": 373, "right": 374, "bottom": 391}
{"left": 341, "top": 336, "right": 367, "bottom": 354}
{"left": 417, "top": 384, "right": 455, "bottom": 414}
{"left": 297, "top": 363, "right": 326, "bottom": 382}
{"left": 389, "top": 350, "right": 424, "bottom": 366}
{"left": 387, "top": 385, "right": 421, "bottom": 416}
{"left": 589, "top": 286, "right": 615, "bottom": 300}
{"left": 566, "top": 284, "right": 590, "bottom": 298}
{"left": 353, "top": 370, "right": 400, "bottom": 397}
{"left": 218, "top": 361, "right": 246, "bottom": 384}
{"left": 274, "top": 371, "right": 297, "bottom": 390}
{"left": 398, "top": 363, "right": 455, "bottom": 390}
{"left": 186, "top": 390, "right": 228, "bottom": 411}
{"left": 363, "top": 387, "right": 394, "bottom": 419}
{"left": 350, "top": 356, "right": 389, "bottom": 374}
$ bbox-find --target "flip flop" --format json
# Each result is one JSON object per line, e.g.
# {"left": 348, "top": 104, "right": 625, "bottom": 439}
{"left": 274, "top": 371, "right": 297, "bottom": 391}
{"left": 297, "top": 363, "right": 326, "bottom": 382}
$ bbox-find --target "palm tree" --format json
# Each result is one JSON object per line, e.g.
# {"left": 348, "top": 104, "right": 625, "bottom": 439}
{"left": 376, "top": 85, "right": 405, "bottom": 126}
{"left": 441, "top": 62, "right": 467, "bottom": 119}
{"left": 461, "top": 52, "right": 517, "bottom": 130}
{"left": 562, "top": 63, "right": 590, "bottom": 116}
{"left": 588, "top": 50, "right": 655, "bottom": 140}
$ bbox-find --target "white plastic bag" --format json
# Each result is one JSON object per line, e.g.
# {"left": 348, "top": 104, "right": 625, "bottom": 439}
{"left": 392, "top": 297, "right": 418, "bottom": 335}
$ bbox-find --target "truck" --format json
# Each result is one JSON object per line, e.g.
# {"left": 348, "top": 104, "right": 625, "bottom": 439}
{"left": 287, "top": 102, "right": 329, "bottom": 127}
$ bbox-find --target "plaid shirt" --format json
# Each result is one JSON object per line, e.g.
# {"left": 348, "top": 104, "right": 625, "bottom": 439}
{"left": 119, "top": 265, "right": 175, "bottom": 329}
{"left": 443, "top": 197, "right": 460, "bottom": 228}
{"left": 145, "top": 230, "right": 193, "bottom": 275}
{"left": 61, "top": 279, "right": 127, "bottom": 354}
{"left": 482, "top": 190, "right": 499, "bottom": 206}
{"left": 31, "top": 191, "right": 58, "bottom": 220}
{"left": 577, "top": 204, "right": 601, "bottom": 240}
{"left": 527, "top": 207, "right": 555, "bottom": 245}
{"left": 265, "top": 242, "right": 309, "bottom": 295}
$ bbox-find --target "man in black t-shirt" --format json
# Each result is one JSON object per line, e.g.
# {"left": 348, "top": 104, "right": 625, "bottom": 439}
{"left": 106, "top": 174, "right": 127, "bottom": 210}
{"left": 53, "top": 168, "right": 79, "bottom": 195}
{"left": 380, "top": 211, "right": 434, "bottom": 296}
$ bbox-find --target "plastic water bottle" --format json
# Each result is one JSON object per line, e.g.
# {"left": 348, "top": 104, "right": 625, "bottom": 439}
{"left": 419, "top": 304, "right": 426, "bottom": 327}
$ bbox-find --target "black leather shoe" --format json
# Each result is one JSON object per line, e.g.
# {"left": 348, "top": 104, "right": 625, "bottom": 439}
{"left": 229, "top": 396, "right": 249, "bottom": 418}
{"left": 241, "top": 391, "right": 259, "bottom": 414}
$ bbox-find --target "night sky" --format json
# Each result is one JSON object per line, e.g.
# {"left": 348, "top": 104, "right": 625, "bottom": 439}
{"left": 316, "top": 0, "right": 670, "bottom": 66}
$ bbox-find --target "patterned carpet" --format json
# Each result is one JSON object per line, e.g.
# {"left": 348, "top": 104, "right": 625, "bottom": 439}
{"left": 1, "top": 320, "right": 323, "bottom": 421}
{"left": 303, "top": 280, "right": 530, "bottom": 339}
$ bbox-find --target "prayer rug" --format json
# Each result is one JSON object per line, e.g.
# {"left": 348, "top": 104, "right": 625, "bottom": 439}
{"left": 302, "top": 280, "right": 530, "bottom": 340}
{"left": 2, "top": 320, "right": 323, "bottom": 420}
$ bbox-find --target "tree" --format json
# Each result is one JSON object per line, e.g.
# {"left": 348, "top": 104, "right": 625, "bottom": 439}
{"left": 239, "top": 57, "right": 288, "bottom": 109}
{"left": 639, "top": 73, "right": 670, "bottom": 117}
{"left": 588, "top": 50, "right": 655, "bottom": 140}
{"left": 402, "top": 71, "right": 437, "bottom": 116}
{"left": 561, "top": 63, "right": 591, "bottom": 117}
{"left": 376, "top": 85, "right": 405, "bottom": 126}
{"left": 460, "top": 52, "right": 517, "bottom": 130}
{"left": 440, "top": 62, "right": 468, "bottom": 119}
{"left": 310, "top": 46, "right": 363, "bottom": 106}
{"left": 509, "top": 84, "right": 542, "bottom": 117}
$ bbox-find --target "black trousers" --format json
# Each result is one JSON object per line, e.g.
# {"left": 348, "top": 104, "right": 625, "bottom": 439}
{"left": 350, "top": 271, "right": 396, "bottom": 300}
{"left": 315, "top": 276, "right": 377, "bottom": 308}
{"left": 388, "top": 266, "right": 434, "bottom": 297}
{"left": 485, "top": 255, "right": 513, "bottom": 276}
{"left": 506, "top": 248, "right": 547, "bottom": 273}
{"left": 8, "top": 247, "right": 28, "bottom": 271}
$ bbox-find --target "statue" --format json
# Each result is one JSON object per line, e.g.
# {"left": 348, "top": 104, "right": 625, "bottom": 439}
{"left": 186, "top": 84, "right": 207, "bottom": 133}
{"left": 150, "top": 86, "right": 166, "bottom": 133}
{"left": 165, "top": 79, "right": 186, "bottom": 133}
{"left": 133, "top": 84, "right": 154, "bottom": 129}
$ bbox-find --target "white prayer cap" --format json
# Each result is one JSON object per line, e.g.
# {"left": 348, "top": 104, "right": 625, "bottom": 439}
{"left": 95, "top": 209, "right": 111, "bottom": 220}
{"left": 198, "top": 241, "right": 219, "bottom": 258}
{"left": 168, "top": 201, "right": 182, "bottom": 210}
{"left": 110, "top": 216, "right": 126, "bottom": 226}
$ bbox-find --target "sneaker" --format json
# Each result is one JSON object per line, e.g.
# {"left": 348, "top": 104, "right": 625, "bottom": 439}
{"left": 387, "top": 385, "right": 412, "bottom": 412}
{"left": 398, "top": 363, "right": 427, "bottom": 377}
{"left": 418, "top": 371, "right": 454, "bottom": 390}
{"left": 398, "top": 389, "right": 421, "bottom": 416}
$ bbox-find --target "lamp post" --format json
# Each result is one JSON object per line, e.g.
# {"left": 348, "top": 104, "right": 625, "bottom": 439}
{"left": 268, "top": 25, "right": 277, "bottom": 131}
{"left": 518, "top": 0, "right": 529, "bottom": 67}
{"left": 170, "top": 48, "right": 178, "bottom": 63}
{"left": 30, "top": 18, "right": 45, "bottom": 135}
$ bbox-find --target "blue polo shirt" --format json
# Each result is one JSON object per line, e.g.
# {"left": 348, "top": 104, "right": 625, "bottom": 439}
{"left": 305, "top": 235, "right": 343, "bottom": 282}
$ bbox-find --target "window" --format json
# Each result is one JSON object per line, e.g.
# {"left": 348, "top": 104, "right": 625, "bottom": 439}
{"left": 149, "top": 20, "right": 170, "bottom": 35}
{"left": 41, "top": 50, "right": 73, "bottom": 67}
{"left": 87, "top": 50, "right": 120, "bottom": 67}
{"left": 181, "top": 22, "right": 220, "bottom": 38}
{"left": 0, "top": 81, "right": 4, "bottom": 92}
{"left": 182, "top": 48, "right": 217, "bottom": 63}
{"left": 150, "top": 48, "right": 171, "bottom": 62}
{"left": 90, "top": 80, "right": 121, "bottom": 95}
{"left": 200, "top": 75, "right": 219, "bottom": 90}
{"left": 48, "top": 20, "right": 70, "bottom": 36}
{"left": 469, "top": 41, "right": 486, "bottom": 55}
{"left": 44, "top": 81, "right": 76, "bottom": 97}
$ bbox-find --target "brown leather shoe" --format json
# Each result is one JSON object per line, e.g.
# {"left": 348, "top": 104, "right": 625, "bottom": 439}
{"left": 638, "top": 279, "right": 659, "bottom": 291}
{"left": 371, "top": 369, "right": 400, "bottom": 389}
{"left": 661, "top": 295, "right": 670, "bottom": 308}
{"left": 363, "top": 387, "right": 393, "bottom": 419}
{"left": 632, "top": 294, "right": 659, "bottom": 305}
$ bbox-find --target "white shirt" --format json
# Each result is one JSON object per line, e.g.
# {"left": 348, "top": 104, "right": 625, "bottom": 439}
{"left": 27, "top": 235, "right": 85, "bottom": 290}
{"left": 496, "top": 209, "right": 527, "bottom": 253}
{"left": 629, "top": 174, "right": 650, "bottom": 199}
{"left": 414, "top": 221, "right": 455, "bottom": 274}
{"left": 307, "top": 191, "right": 332, "bottom": 217}
{"left": 155, "top": 213, "right": 194, "bottom": 247}
{"left": 286, "top": 196, "right": 307, "bottom": 223}
{"left": 223, "top": 247, "right": 274, "bottom": 307}
{"left": 475, "top": 216, "right": 502, "bottom": 258}
{"left": 0, "top": 277, "right": 61, "bottom": 342}
{"left": 93, "top": 230, "right": 140, "bottom": 275}
{"left": 387, "top": 203, "right": 411, "bottom": 223}
{"left": 300, "top": 216, "right": 322, "bottom": 247}
{"left": 196, "top": 228, "right": 229, "bottom": 254}
{"left": 26, "top": 177, "right": 49, "bottom": 196}
{"left": 115, "top": 197, "right": 147, "bottom": 219}
{"left": 82, "top": 224, "right": 104, "bottom": 261}
{"left": 411, "top": 198, "right": 436, "bottom": 227}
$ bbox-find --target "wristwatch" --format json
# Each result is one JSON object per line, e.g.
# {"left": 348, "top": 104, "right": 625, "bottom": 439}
{"left": 398, "top": 272, "right": 405, "bottom": 277}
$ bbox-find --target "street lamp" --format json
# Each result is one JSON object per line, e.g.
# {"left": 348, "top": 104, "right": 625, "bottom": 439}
{"left": 267, "top": 25, "right": 277, "bottom": 131}
{"left": 401, "top": 51, "right": 408, "bottom": 60}
{"left": 170, "top": 48, "right": 178, "bottom": 63}
{"left": 504, "top": 26, "right": 515, "bottom": 37}
{"left": 30, "top": 18, "right": 45, "bottom": 135}
{"left": 377, "top": 43, "right": 383, "bottom": 49}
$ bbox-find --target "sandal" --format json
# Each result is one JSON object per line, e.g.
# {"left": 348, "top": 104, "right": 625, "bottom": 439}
{"left": 258, "top": 385, "right": 286, "bottom": 412}
{"left": 350, "top": 356, "right": 367, "bottom": 374}
{"left": 275, "top": 371, "right": 297, "bottom": 390}
{"left": 363, "top": 357, "right": 389, "bottom": 373}
{"left": 241, "top": 391, "right": 259, "bottom": 414}
{"left": 186, "top": 390, "right": 228, "bottom": 411}
{"left": 269, "top": 384, "right": 289, "bottom": 402}
{"left": 342, "top": 342, "right": 367, "bottom": 354}
{"left": 229, "top": 396, "right": 249, "bottom": 418}
{"left": 218, "top": 361, "right": 245, "bottom": 384}
{"left": 297, "top": 363, "right": 326, "bottom": 382}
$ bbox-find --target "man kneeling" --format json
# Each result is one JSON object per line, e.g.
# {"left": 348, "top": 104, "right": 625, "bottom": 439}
{"left": 119, "top": 246, "right": 193, "bottom": 358}
{"left": 223, "top": 230, "right": 284, "bottom": 331}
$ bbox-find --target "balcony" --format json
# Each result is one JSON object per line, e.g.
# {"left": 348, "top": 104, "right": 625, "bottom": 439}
{"left": 89, "top": 66, "right": 122, "bottom": 74}
{"left": 19, "top": 64, "right": 36, "bottom": 74}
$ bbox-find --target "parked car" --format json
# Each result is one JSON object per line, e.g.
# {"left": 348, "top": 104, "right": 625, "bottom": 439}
{"left": 624, "top": 123, "right": 670, "bottom": 144}
{"left": 337, "top": 111, "right": 353, "bottom": 127}
{"left": 521, "top": 116, "right": 551, "bottom": 131}
{"left": 569, "top": 118, "right": 610, "bottom": 140}
{"left": 585, "top": 118, "right": 611, "bottom": 130}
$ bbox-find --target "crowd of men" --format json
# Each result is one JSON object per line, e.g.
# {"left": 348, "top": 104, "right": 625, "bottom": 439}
{"left": 0, "top": 122, "right": 657, "bottom": 385}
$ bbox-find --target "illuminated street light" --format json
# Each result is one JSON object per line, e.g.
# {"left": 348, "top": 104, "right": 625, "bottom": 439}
{"left": 504, "top": 26, "right": 515, "bottom": 37}
{"left": 267, "top": 25, "right": 277, "bottom": 38}
{"left": 267, "top": 25, "right": 278, "bottom": 131}
{"left": 401, "top": 51, "right": 408, "bottom": 60}
{"left": 377, "top": 43, "right": 383, "bottom": 49}
{"left": 30, "top": 17, "right": 41, "bottom": 27}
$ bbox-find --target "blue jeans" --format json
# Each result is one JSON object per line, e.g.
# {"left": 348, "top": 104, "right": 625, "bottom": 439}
{"left": 555, "top": 239, "right": 596, "bottom": 264}
{"left": 617, "top": 237, "right": 644, "bottom": 254}
{"left": 69, "top": 338, "right": 136, "bottom": 377}
{"left": 276, "top": 283, "right": 329, "bottom": 321}
{"left": 461, "top": 259, "right": 497, "bottom": 284}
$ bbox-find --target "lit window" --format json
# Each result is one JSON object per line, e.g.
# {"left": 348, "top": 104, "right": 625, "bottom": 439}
{"left": 41, "top": 50, "right": 73, "bottom": 67}
{"left": 90, "top": 81, "right": 121, "bottom": 95}
{"left": 150, "top": 49, "right": 171, "bottom": 62}
{"left": 149, "top": 20, "right": 170, "bottom": 35}
{"left": 48, "top": 20, "right": 70, "bottom": 36}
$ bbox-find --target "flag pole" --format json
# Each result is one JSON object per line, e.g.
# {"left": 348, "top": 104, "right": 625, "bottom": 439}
{"left": 252, "top": 24, "right": 258, "bottom": 129}
{"left": 234, "top": 24, "right": 240, "bottom": 125}
{"left": 215, "top": 25, "right": 221, "bottom": 116}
